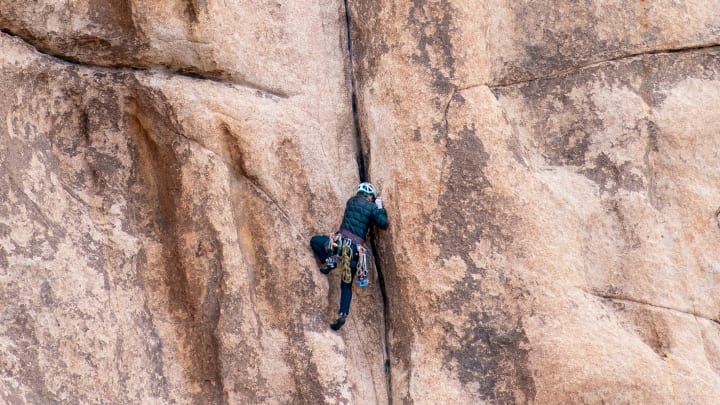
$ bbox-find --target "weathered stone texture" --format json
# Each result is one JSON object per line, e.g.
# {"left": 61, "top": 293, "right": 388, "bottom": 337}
{"left": 0, "top": 2, "right": 389, "bottom": 403}
{"left": 351, "top": 0, "right": 720, "bottom": 403}
{"left": 0, "top": 0, "right": 345, "bottom": 98}
{"left": 3, "top": 0, "right": 720, "bottom": 404}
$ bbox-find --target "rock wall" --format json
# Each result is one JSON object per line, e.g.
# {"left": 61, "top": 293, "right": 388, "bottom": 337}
{"left": 349, "top": 1, "right": 720, "bottom": 403}
{"left": 1, "top": 1, "right": 389, "bottom": 404}
{"left": 2, "top": 1, "right": 720, "bottom": 404}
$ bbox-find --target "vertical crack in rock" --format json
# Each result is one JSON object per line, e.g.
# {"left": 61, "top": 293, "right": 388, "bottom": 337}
{"left": 343, "top": 0, "right": 366, "bottom": 183}
{"left": 342, "top": 1, "right": 392, "bottom": 402}
{"left": 185, "top": 0, "right": 200, "bottom": 23}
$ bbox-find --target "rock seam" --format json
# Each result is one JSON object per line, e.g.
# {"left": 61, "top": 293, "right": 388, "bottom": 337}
{"left": 488, "top": 43, "right": 720, "bottom": 88}
{"left": 0, "top": 28, "right": 288, "bottom": 99}
{"left": 342, "top": 1, "right": 393, "bottom": 403}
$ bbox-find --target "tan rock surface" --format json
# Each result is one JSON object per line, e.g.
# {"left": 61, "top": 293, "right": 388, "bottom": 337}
{"left": 350, "top": 1, "right": 720, "bottom": 403}
{"left": 3, "top": 0, "right": 720, "bottom": 404}
{"left": 0, "top": 2, "right": 389, "bottom": 403}
{"left": 0, "top": 0, "right": 343, "bottom": 98}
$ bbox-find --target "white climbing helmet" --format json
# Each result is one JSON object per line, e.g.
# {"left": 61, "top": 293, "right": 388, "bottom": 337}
{"left": 356, "top": 182, "right": 377, "bottom": 197}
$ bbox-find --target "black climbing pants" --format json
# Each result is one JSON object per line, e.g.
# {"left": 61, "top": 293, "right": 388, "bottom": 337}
{"left": 310, "top": 234, "right": 359, "bottom": 316}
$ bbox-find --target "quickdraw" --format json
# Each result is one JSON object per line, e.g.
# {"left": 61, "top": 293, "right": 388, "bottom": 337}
{"left": 324, "top": 233, "right": 341, "bottom": 269}
{"left": 356, "top": 246, "right": 368, "bottom": 288}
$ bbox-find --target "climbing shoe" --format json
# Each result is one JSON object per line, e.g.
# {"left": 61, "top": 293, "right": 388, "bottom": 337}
{"left": 330, "top": 315, "right": 347, "bottom": 330}
{"left": 319, "top": 263, "right": 336, "bottom": 275}
{"left": 320, "top": 257, "right": 337, "bottom": 274}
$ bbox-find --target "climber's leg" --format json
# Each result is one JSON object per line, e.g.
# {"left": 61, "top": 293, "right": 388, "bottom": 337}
{"left": 310, "top": 235, "right": 330, "bottom": 262}
{"left": 334, "top": 246, "right": 359, "bottom": 329}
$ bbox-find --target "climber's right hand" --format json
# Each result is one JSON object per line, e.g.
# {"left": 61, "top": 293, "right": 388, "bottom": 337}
{"left": 375, "top": 198, "right": 383, "bottom": 209}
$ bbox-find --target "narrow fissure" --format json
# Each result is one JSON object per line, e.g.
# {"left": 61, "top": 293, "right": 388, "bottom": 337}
{"left": 342, "top": 1, "right": 393, "bottom": 403}
{"left": 342, "top": 1, "right": 366, "bottom": 183}
{"left": 0, "top": 28, "right": 288, "bottom": 99}
{"left": 489, "top": 43, "right": 720, "bottom": 88}
{"left": 587, "top": 290, "right": 720, "bottom": 327}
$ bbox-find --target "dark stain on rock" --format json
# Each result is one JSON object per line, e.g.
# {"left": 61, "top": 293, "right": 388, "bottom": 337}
{"left": 436, "top": 91, "right": 465, "bottom": 143}
{"left": 407, "top": 0, "right": 456, "bottom": 96}
{"left": 287, "top": 341, "right": 327, "bottom": 405}
{"left": 372, "top": 226, "right": 418, "bottom": 402}
{"left": 500, "top": 2, "right": 670, "bottom": 84}
{"left": 638, "top": 60, "right": 656, "bottom": 108}
{"left": 86, "top": 90, "right": 124, "bottom": 132}
{"left": 431, "top": 124, "right": 535, "bottom": 401}
{"left": 413, "top": 128, "right": 422, "bottom": 141}
{"left": 40, "top": 281, "right": 55, "bottom": 306}
{"left": 0, "top": 246, "right": 7, "bottom": 269}
{"left": 80, "top": 0, "right": 150, "bottom": 64}
{"left": 492, "top": 57, "right": 696, "bottom": 202}
{"left": 192, "top": 224, "right": 225, "bottom": 399}
{"left": 2, "top": 303, "right": 56, "bottom": 402}
{"left": 79, "top": 109, "right": 91, "bottom": 148}
{"left": 4, "top": 175, "right": 65, "bottom": 258}
{"left": 248, "top": 239, "right": 328, "bottom": 403}
{"left": 184, "top": 0, "right": 200, "bottom": 24}
{"left": 582, "top": 153, "right": 645, "bottom": 194}
{"left": 604, "top": 199, "right": 642, "bottom": 251}
{"left": 603, "top": 300, "right": 672, "bottom": 360}
{"left": 645, "top": 119, "right": 660, "bottom": 154}
{"left": 221, "top": 125, "right": 257, "bottom": 183}
{"left": 349, "top": 1, "right": 391, "bottom": 87}
{"left": 645, "top": 319, "right": 671, "bottom": 359}
{"left": 494, "top": 73, "right": 606, "bottom": 169}
{"left": 85, "top": 152, "right": 124, "bottom": 193}
{"left": 127, "top": 110, "right": 187, "bottom": 314}
{"left": 592, "top": 284, "right": 624, "bottom": 297}
{"left": 549, "top": 124, "right": 592, "bottom": 166}
{"left": 133, "top": 278, "right": 171, "bottom": 400}
{"left": 87, "top": 0, "right": 136, "bottom": 35}
{"left": 647, "top": 49, "right": 720, "bottom": 106}
{"left": 433, "top": 124, "right": 511, "bottom": 254}
{"left": 441, "top": 311, "right": 534, "bottom": 404}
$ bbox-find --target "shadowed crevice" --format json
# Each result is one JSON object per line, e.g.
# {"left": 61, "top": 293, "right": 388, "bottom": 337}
{"left": 343, "top": 1, "right": 393, "bottom": 403}
{"left": 0, "top": 28, "right": 289, "bottom": 99}
{"left": 126, "top": 93, "right": 225, "bottom": 403}
{"left": 587, "top": 289, "right": 720, "bottom": 327}
{"left": 489, "top": 43, "right": 720, "bottom": 89}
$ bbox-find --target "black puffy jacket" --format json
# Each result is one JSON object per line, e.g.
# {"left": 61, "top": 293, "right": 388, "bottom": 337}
{"left": 339, "top": 195, "right": 389, "bottom": 241}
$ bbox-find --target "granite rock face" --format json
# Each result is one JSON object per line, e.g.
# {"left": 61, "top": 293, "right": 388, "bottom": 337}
{"left": 1, "top": 2, "right": 389, "bottom": 404}
{"left": 3, "top": 1, "right": 720, "bottom": 404}
{"left": 350, "top": 1, "right": 720, "bottom": 403}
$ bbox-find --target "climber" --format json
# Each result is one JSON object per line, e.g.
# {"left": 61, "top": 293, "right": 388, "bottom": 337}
{"left": 310, "top": 182, "right": 389, "bottom": 330}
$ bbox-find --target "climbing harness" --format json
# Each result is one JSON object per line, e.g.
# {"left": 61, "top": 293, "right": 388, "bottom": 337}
{"left": 326, "top": 232, "right": 370, "bottom": 287}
